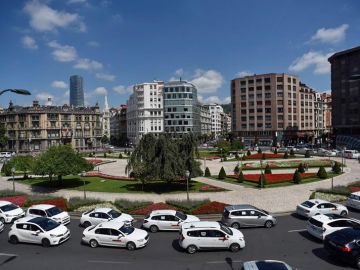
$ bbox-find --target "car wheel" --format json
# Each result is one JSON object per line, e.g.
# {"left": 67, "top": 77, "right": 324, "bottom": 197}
{"left": 9, "top": 235, "right": 18, "bottom": 245}
{"left": 0, "top": 217, "right": 5, "bottom": 224}
{"left": 356, "top": 257, "right": 360, "bottom": 269}
{"left": 126, "top": 241, "right": 136, "bottom": 251}
{"left": 230, "top": 243, "right": 241, "bottom": 252}
{"left": 340, "top": 211, "right": 347, "bottom": 217}
{"left": 150, "top": 225, "right": 159, "bottom": 233}
{"left": 264, "top": 221, "right": 273, "bottom": 228}
{"left": 42, "top": 238, "right": 51, "bottom": 247}
{"left": 89, "top": 239, "right": 98, "bottom": 248}
{"left": 231, "top": 222, "right": 240, "bottom": 229}
{"left": 186, "top": 245, "right": 197, "bottom": 254}
{"left": 83, "top": 221, "right": 91, "bottom": 228}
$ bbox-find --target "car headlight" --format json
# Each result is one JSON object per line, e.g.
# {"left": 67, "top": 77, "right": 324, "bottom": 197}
{"left": 50, "top": 234, "right": 58, "bottom": 238}
{"left": 137, "top": 239, "right": 145, "bottom": 242}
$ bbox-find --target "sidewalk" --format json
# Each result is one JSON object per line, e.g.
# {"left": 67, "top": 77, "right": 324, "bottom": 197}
{"left": 0, "top": 157, "right": 359, "bottom": 213}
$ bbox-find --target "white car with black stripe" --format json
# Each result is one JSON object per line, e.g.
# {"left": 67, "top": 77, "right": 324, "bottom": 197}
{"left": 26, "top": 204, "right": 70, "bottom": 225}
{"left": 0, "top": 200, "right": 25, "bottom": 223}
{"left": 80, "top": 208, "right": 133, "bottom": 228}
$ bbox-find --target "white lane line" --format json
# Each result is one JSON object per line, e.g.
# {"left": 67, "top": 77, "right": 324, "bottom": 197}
{"left": 206, "top": 260, "right": 242, "bottom": 264}
{"left": 288, "top": 229, "right": 307, "bottom": 233}
{"left": 88, "top": 260, "right": 130, "bottom": 264}
{"left": 0, "top": 253, "right": 18, "bottom": 257}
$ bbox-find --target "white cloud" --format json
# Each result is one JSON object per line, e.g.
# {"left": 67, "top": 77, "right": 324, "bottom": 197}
{"left": 68, "top": 0, "right": 87, "bottom": 4}
{"left": 24, "top": 0, "right": 86, "bottom": 32}
{"left": 51, "top": 80, "right": 68, "bottom": 89}
{"left": 64, "top": 90, "right": 70, "bottom": 97}
{"left": 175, "top": 68, "right": 184, "bottom": 77}
{"left": 96, "top": 73, "right": 115, "bottom": 81}
{"left": 74, "top": 58, "right": 103, "bottom": 70}
{"left": 190, "top": 69, "right": 224, "bottom": 94}
{"left": 21, "top": 35, "right": 38, "bottom": 50}
{"left": 113, "top": 85, "right": 133, "bottom": 95}
{"left": 201, "top": 95, "right": 230, "bottom": 104}
{"left": 93, "top": 87, "right": 107, "bottom": 96}
{"left": 48, "top": 40, "right": 77, "bottom": 62}
{"left": 289, "top": 51, "right": 333, "bottom": 75}
{"left": 36, "top": 92, "right": 54, "bottom": 105}
{"left": 87, "top": 41, "right": 100, "bottom": 47}
{"left": 310, "top": 24, "right": 349, "bottom": 44}
{"left": 236, "top": 70, "right": 253, "bottom": 78}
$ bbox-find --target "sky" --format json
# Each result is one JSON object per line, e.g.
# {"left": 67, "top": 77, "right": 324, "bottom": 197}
{"left": 0, "top": 0, "right": 359, "bottom": 110}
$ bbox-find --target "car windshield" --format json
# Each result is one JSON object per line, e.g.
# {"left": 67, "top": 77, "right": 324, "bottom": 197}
{"left": 261, "top": 209, "right": 269, "bottom": 215}
{"left": 301, "top": 201, "right": 315, "bottom": 208}
{"left": 108, "top": 209, "right": 122, "bottom": 219}
{"left": 255, "top": 261, "right": 291, "bottom": 270}
{"left": 119, "top": 225, "right": 135, "bottom": 235}
{"left": 0, "top": 203, "right": 18, "bottom": 212}
{"left": 175, "top": 211, "right": 187, "bottom": 221}
{"left": 34, "top": 218, "right": 60, "bottom": 231}
{"left": 220, "top": 223, "right": 233, "bottom": 235}
{"left": 46, "top": 207, "right": 63, "bottom": 217}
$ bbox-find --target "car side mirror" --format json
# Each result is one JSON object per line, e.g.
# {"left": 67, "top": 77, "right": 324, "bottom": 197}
{"left": 108, "top": 218, "right": 112, "bottom": 221}
{"left": 36, "top": 230, "right": 41, "bottom": 235}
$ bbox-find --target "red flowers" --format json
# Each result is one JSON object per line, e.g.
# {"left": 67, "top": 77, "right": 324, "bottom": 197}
{"left": 228, "top": 173, "right": 316, "bottom": 183}
{"left": 349, "top": 186, "right": 360, "bottom": 193}
{"left": 245, "top": 153, "right": 284, "bottom": 159}
{"left": 199, "top": 185, "right": 225, "bottom": 192}
{"left": 87, "top": 159, "right": 104, "bottom": 165}
{"left": 85, "top": 172, "right": 134, "bottom": 181}
{"left": 0, "top": 195, "right": 27, "bottom": 207}
{"left": 192, "top": 201, "right": 229, "bottom": 215}
{"left": 130, "top": 203, "right": 177, "bottom": 215}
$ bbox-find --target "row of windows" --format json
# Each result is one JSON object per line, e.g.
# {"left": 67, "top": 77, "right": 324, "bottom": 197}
{"left": 165, "top": 93, "right": 193, "bottom": 99}
{"left": 164, "top": 87, "right": 193, "bottom": 93}
{"left": 239, "top": 77, "right": 297, "bottom": 85}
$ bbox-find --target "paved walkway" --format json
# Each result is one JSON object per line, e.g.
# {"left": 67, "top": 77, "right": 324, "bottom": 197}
{"left": 0, "top": 157, "right": 359, "bottom": 213}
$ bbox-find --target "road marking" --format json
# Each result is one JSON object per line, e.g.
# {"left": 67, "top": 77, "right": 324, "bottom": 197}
{"left": 0, "top": 253, "right": 18, "bottom": 257}
{"left": 288, "top": 229, "right": 307, "bottom": 233}
{"left": 88, "top": 260, "right": 130, "bottom": 264}
{"left": 206, "top": 260, "right": 242, "bottom": 264}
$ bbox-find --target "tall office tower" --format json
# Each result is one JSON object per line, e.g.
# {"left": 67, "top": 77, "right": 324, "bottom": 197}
{"left": 70, "top": 75, "right": 84, "bottom": 107}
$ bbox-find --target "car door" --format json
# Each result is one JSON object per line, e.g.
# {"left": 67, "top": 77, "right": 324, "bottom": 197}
{"left": 247, "top": 210, "right": 261, "bottom": 226}
{"left": 317, "top": 203, "right": 330, "bottom": 215}
{"left": 89, "top": 212, "right": 108, "bottom": 226}
{"left": 15, "top": 223, "right": 33, "bottom": 243}
{"left": 235, "top": 210, "right": 252, "bottom": 226}
{"left": 165, "top": 215, "right": 180, "bottom": 230}
{"left": 29, "top": 224, "right": 44, "bottom": 244}
{"left": 252, "top": 210, "right": 267, "bottom": 226}
{"left": 197, "top": 230, "right": 213, "bottom": 249}
{"left": 94, "top": 228, "right": 111, "bottom": 246}
{"left": 210, "top": 230, "right": 228, "bottom": 248}
{"left": 109, "top": 229, "right": 125, "bottom": 247}
{"left": 154, "top": 215, "right": 167, "bottom": 230}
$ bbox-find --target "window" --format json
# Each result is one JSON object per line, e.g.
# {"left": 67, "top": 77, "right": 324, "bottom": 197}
{"left": 276, "top": 77, "right": 283, "bottom": 83}
{"left": 264, "top": 78, "right": 271, "bottom": 83}
{"left": 95, "top": 228, "right": 110, "bottom": 235}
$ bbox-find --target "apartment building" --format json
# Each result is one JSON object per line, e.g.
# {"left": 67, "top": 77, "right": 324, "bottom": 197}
{"left": 202, "top": 104, "right": 223, "bottom": 137}
{"left": 0, "top": 100, "right": 102, "bottom": 152}
{"left": 200, "top": 105, "right": 212, "bottom": 136}
{"left": 163, "top": 80, "right": 201, "bottom": 137}
{"left": 231, "top": 73, "right": 316, "bottom": 146}
{"left": 126, "top": 81, "right": 164, "bottom": 144}
{"left": 221, "top": 112, "right": 232, "bottom": 134}
{"left": 109, "top": 105, "right": 127, "bottom": 146}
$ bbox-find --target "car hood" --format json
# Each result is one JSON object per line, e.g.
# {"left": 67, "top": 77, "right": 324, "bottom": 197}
{"left": 48, "top": 224, "right": 68, "bottom": 235}
{"left": 185, "top": 215, "right": 200, "bottom": 222}
{"left": 51, "top": 211, "right": 69, "bottom": 220}
{"left": 127, "top": 228, "right": 148, "bottom": 240}
{"left": 4, "top": 207, "right": 24, "bottom": 216}
{"left": 230, "top": 228, "right": 244, "bottom": 238}
{"left": 114, "top": 213, "right": 133, "bottom": 223}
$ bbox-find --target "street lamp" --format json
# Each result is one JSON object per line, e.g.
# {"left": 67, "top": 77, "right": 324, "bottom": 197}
{"left": 11, "top": 167, "right": 16, "bottom": 192}
{"left": 0, "top": 89, "right": 31, "bottom": 96}
{"left": 185, "top": 170, "right": 190, "bottom": 202}
{"left": 81, "top": 171, "right": 86, "bottom": 199}
{"left": 331, "top": 161, "right": 335, "bottom": 190}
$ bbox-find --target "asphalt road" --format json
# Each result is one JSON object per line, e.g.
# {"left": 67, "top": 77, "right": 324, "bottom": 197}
{"left": 1, "top": 209, "right": 360, "bottom": 270}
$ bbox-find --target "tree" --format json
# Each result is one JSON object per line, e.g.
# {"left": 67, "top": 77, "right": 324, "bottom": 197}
{"left": 238, "top": 170, "right": 245, "bottom": 183}
{"left": 216, "top": 140, "right": 231, "bottom": 154}
{"left": 284, "top": 152, "right": 289, "bottom": 159}
{"left": 305, "top": 150, "right": 311, "bottom": 158}
{"left": 247, "top": 150, "right": 251, "bottom": 156}
{"left": 0, "top": 124, "right": 8, "bottom": 151}
{"left": 332, "top": 161, "right": 341, "bottom": 174}
{"left": 290, "top": 149, "right": 295, "bottom": 156}
{"left": 101, "top": 135, "right": 109, "bottom": 145}
{"left": 258, "top": 173, "right": 266, "bottom": 188}
{"left": 231, "top": 140, "right": 244, "bottom": 151}
{"left": 1, "top": 162, "right": 12, "bottom": 176}
{"left": 32, "top": 144, "right": 93, "bottom": 184}
{"left": 204, "top": 167, "right": 211, "bottom": 177}
{"left": 317, "top": 166, "right": 328, "bottom": 179}
{"left": 118, "top": 153, "right": 123, "bottom": 159}
{"left": 258, "top": 148, "right": 262, "bottom": 154}
{"left": 293, "top": 170, "right": 301, "bottom": 184}
{"left": 264, "top": 164, "right": 272, "bottom": 174}
{"left": 274, "top": 148, "right": 278, "bottom": 154}
{"left": 218, "top": 167, "right": 226, "bottom": 179}
{"left": 7, "top": 156, "right": 34, "bottom": 179}
{"left": 298, "top": 163, "right": 305, "bottom": 173}
{"left": 234, "top": 165, "right": 240, "bottom": 175}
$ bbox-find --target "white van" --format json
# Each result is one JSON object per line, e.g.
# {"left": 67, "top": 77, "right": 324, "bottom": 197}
{"left": 343, "top": 150, "right": 360, "bottom": 159}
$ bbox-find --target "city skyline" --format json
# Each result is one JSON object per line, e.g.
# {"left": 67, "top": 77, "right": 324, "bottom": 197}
{"left": 0, "top": 0, "right": 359, "bottom": 110}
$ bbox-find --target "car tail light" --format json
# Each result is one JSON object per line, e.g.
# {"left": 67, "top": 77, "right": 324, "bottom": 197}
{"left": 339, "top": 246, "right": 352, "bottom": 252}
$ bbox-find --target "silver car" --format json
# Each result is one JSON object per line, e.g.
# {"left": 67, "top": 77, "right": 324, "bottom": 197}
{"left": 242, "top": 260, "right": 297, "bottom": 270}
{"left": 221, "top": 205, "right": 277, "bottom": 229}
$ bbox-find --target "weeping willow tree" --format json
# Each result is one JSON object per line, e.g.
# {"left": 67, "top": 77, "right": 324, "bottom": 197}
{"left": 126, "top": 133, "right": 202, "bottom": 189}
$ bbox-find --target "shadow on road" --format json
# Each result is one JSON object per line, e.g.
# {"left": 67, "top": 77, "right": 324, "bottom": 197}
{"left": 298, "top": 230, "right": 323, "bottom": 244}
{"left": 290, "top": 213, "right": 308, "bottom": 220}
{"left": 312, "top": 247, "right": 347, "bottom": 268}
{"left": 171, "top": 239, "right": 184, "bottom": 253}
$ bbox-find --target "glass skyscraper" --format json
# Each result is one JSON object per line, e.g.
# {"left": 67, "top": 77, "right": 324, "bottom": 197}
{"left": 70, "top": 75, "right": 84, "bottom": 107}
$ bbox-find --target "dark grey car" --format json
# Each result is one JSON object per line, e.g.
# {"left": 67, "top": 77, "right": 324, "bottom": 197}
{"left": 221, "top": 204, "right": 277, "bottom": 229}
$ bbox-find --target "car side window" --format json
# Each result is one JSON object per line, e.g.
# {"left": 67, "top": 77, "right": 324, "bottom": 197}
{"left": 90, "top": 212, "right": 101, "bottom": 218}
{"left": 95, "top": 228, "right": 110, "bottom": 235}
{"left": 16, "top": 223, "right": 30, "bottom": 230}
{"left": 30, "top": 224, "right": 40, "bottom": 231}
{"left": 39, "top": 210, "right": 47, "bottom": 217}
{"left": 324, "top": 203, "right": 335, "bottom": 209}
{"left": 29, "top": 209, "right": 38, "bottom": 215}
{"left": 317, "top": 204, "right": 325, "bottom": 209}
{"left": 187, "top": 230, "right": 200, "bottom": 237}
{"left": 100, "top": 213, "right": 109, "bottom": 219}
{"left": 165, "top": 215, "right": 177, "bottom": 221}
{"left": 211, "top": 230, "right": 225, "bottom": 238}
{"left": 151, "top": 215, "right": 161, "bottom": 220}
{"left": 328, "top": 220, "right": 348, "bottom": 227}
{"left": 231, "top": 211, "right": 241, "bottom": 216}
{"left": 198, "top": 230, "right": 211, "bottom": 237}
{"left": 110, "top": 229, "right": 120, "bottom": 236}
{"left": 253, "top": 211, "right": 264, "bottom": 216}
{"left": 249, "top": 210, "right": 257, "bottom": 216}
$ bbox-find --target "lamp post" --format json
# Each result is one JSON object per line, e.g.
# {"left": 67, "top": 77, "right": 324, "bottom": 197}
{"left": 331, "top": 161, "right": 335, "bottom": 190}
{"left": 185, "top": 170, "right": 190, "bottom": 202}
{"left": 260, "top": 160, "right": 264, "bottom": 189}
{"left": 11, "top": 167, "right": 16, "bottom": 192}
{"left": 81, "top": 171, "right": 86, "bottom": 199}
{"left": 0, "top": 89, "right": 31, "bottom": 96}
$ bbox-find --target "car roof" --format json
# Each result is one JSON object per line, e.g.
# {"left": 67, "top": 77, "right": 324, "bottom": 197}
{"left": 0, "top": 200, "right": 13, "bottom": 206}
{"left": 243, "top": 260, "right": 291, "bottom": 270}
{"left": 181, "top": 221, "right": 220, "bottom": 230}
{"left": 29, "top": 204, "right": 56, "bottom": 210}
{"left": 15, "top": 216, "right": 49, "bottom": 224}
{"left": 306, "top": 199, "right": 328, "bottom": 204}
{"left": 94, "top": 208, "right": 113, "bottom": 213}
{"left": 150, "top": 209, "right": 177, "bottom": 216}
{"left": 96, "top": 220, "right": 125, "bottom": 229}
{"left": 351, "top": 191, "right": 360, "bottom": 196}
{"left": 225, "top": 204, "right": 259, "bottom": 211}
{"left": 310, "top": 214, "right": 342, "bottom": 223}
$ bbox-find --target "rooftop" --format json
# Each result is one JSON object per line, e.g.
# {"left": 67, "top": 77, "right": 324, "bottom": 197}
{"left": 328, "top": 46, "right": 360, "bottom": 62}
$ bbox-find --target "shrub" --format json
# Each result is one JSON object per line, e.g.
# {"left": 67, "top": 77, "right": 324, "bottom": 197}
{"left": 1, "top": 162, "right": 12, "bottom": 176}
{"left": 247, "top": 150, "right": 251, "bottom": 156}
{"left": 284, "top": 152, "right": 289, "bottom": 159}
{"left": 298, "top": 163, "right": 305, "bottom": 173}
{"left": 274, "top": 148, "right": 278, "bottom": 154}
{"left": 264, "top": 164, "right": 272, "bottom": 174}
{"left": 238, "top": 171, "right": 245, "bottom": 183}
{"left": 235, "top": 153, "right": 239, "bottom": 160}
{"left": 258, "top": 148, "right": 262, "bottom": 154}
{"left": 305, "top": 150, "right": 311, "bottom": 158}
{"left": 293, "top": 170, "right": 301, "bottom": 184}
{"left": 332, "top": 161, "right": 342, "bottom": 174}
{"left": 316, "top": 186, "right": 350, "bottom": 196}
{"left": 223, "top": 156, "right": 227, "bottom": 161}
{"left": 218, "top": 167, "right": 226, "bottom": 179}
{"left": 103, "top": 153, "right": 107, "bottom": 158}
{"left": 317, "top": 166, "right": 328, "bottom": 179}
{"left": 67, "top": 197, "right": 103, "bottom": 211}
{"left": 258, "top": 173, "right": 266, "bottom": 188}
{"left": 309, "top": 191, "right": 316, "bottom": 199}
{"left": 204, "top": 167, "right": 211, "bottom": 177}
{"left": 24, "top": 195, "right": 65, "bottom": 207}
{"left": 233, "top": 165, "right": 240, "bottom": 175}
{"left": 114, "top": 199, "right": 153, "bottom": 212}
{"left": 0, "top": 189, "right": 26, "bottom": 197}
{"left": 290, "top": 149, "right": 295, "bottom": 156}
{"left": 118, "top": 153, "right": 123, "bottom": 159}
{"left": 166, "top": 199, "right": 210, "bottom": 212}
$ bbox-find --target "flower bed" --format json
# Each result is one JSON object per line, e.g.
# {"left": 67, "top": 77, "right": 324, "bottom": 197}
{"left": 27, "top": 198, "right": 68, "bottom": 211}
{"left": 204, "top": 156, "right": 221, "bottom": 160}
{"left": 349, "top": 186, "right": 360, "bottom": 193}
{"left": 129, "top": 203, "right": 178, "bottom": 215}
{"left": 192, "top": 201, "right": 228, "bottom": 215}
{"left": 87, "top": 159, "right": 104, "bottom": 165}
{"left": 227, "top": 172, "right": 317, "bottom": 184}
{"left": 0, "top": 195, "right": 27, "bottom": 206}
{"left": 199, "top": 184, "right": 226, "bottom": 192}
{"left": 84, "top": 171, "right": 134, "bottom": 181}
{"left": 244, "top": 153, "right": 284, "bottom": 160}
{"left": 243, "top": 159, "right": 333, "bottom": 169}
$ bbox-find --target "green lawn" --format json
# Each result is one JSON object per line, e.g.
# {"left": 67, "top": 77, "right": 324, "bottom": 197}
{"left": 17, "top": 176, "right": 210, "bottom": 194}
